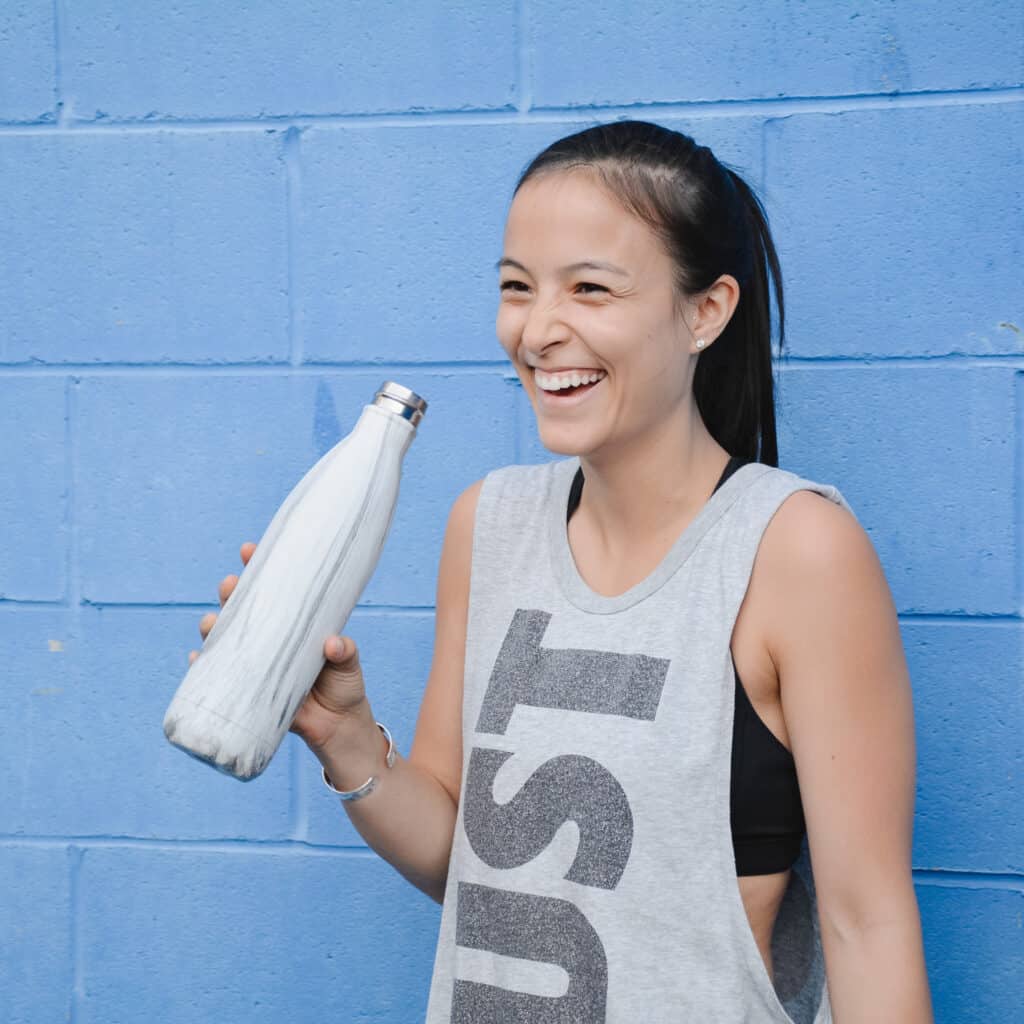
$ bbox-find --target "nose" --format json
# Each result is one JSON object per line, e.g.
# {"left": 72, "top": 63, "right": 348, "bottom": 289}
{"left": 520, "top": 293, "right": 571, "bottom": 359}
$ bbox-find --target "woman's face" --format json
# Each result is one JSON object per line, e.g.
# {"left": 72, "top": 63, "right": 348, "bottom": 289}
{"left": 496, "top": 168, "right": 696, "bottom": 459}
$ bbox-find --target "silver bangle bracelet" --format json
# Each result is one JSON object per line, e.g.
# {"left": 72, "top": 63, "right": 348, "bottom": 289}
{"left": 321, "top": 722, "right": 396, "bottom": 803}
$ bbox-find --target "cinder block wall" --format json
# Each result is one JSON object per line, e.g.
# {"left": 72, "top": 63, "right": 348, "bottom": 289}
{"left": 1, "top": 3, "right": 1020, "bottom": 1021}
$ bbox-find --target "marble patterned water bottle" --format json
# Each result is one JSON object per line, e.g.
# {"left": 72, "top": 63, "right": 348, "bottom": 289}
{"left": 163, "top": 381, "right": 427, "bottom": 781}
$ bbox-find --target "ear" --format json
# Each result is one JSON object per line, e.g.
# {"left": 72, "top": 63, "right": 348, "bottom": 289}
{"left": 688, "top": 274, "right": 741, "bottom": 354}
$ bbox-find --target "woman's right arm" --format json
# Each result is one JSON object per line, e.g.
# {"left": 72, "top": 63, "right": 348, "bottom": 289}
{"left": 197, "top": 480, "right": 483, "bottom": 904}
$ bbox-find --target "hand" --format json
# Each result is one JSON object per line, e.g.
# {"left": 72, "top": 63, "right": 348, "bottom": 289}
{"left": 190, "top": 542, "right": 370, "bottom": 753}
{"left": 189, "top": 540, "right": 258, "bottom": 666}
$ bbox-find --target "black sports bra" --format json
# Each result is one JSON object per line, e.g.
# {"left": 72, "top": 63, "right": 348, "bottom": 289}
{"left": 566, "top": 456, "right": 806, "bottom": 876}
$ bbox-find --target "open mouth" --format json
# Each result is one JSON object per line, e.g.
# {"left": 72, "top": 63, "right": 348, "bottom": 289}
{"left": 534, "top": 369, "right": 606, "bottom": 401}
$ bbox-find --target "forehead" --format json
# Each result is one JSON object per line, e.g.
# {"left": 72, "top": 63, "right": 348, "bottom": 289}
{"left": 503, "top": 168, "right": 662, "bottom": 263}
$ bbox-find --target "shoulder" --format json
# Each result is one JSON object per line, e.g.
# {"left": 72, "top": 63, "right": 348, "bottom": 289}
{"left": 759, "top": 472, "right": 871, "bottom": 584}
{"left": 750, "top": 472, "right": 893, "bottom": 668}
{"left": 448, "top": 477, "right": 484, "bottom": 528}
{"left": 731, "top": 464, "right": 861, "bottom": 571}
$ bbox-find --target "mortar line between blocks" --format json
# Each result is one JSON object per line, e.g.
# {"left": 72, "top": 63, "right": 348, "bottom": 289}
{"left": 4, "top": 355, "right": 1024, "bottom": 376}
{"left": 52, "top": 0, "right": 66, "bottom": 126}
{"left": 528, "top": 86, "right": 1024, "bottom": 117}
{"left": 289, "top": 735, "right": 310, "bottom": 843}
{"left": 68, "top": 844, "right": 84, "bottom": 1023}
{"left": 0, "top": 86, "right": 1019, "bottom": 134}
{"left": 912, "top": 868, "right": 1024, "bottom": 890}
{"left": 1016, "top": 371, "right": 1023, "bottom": 618}
{"left": 512, "top": 380, "right": 522, "bottom": 463}
{"left": 5, "top": 835, "right": 383, "bottom": 857}
{"left": 516, "top": 0, "right": 533, "bottom": 114}
{"left": 896, "top": 614, "right": 1022, "bottom": 626}
{"left": 4, "top": 600, "right": 1017, "bottom": 622}
{"left": 777, "top": 354, "right": 1024, "bottom": 369}
{"left": 51, "top": 601, "right": 435, "bottom": 615}
{"left": 65, "top": 377, "right": 80, "bottom": 611}
{"left": 283, "top": 126, "right": 303, "bottom": 366}
{"left": 759, "top": 118, "right": 768, "bottom": 195}
{"left": 0, "top": 361, "right": 513, "bottom": 376}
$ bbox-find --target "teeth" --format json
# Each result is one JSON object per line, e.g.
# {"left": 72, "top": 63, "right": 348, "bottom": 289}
{"left": 535, "top": 369, "right": 606, "bottom": 392}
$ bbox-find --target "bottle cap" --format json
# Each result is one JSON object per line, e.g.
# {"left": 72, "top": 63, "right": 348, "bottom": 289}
{"left": 373, "top": 382, "right": 428, "bottom": 427}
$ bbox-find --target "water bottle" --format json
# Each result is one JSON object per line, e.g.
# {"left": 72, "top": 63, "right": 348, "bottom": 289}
{"left": 163, "top": 381, "right": 427, "bottom": 781}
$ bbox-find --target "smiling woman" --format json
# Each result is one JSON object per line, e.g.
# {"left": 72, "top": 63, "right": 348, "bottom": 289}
{"left": 422, "top": 121, "right": 931, "bottom": 1022}
{"left": 250, "top": 119, "right": 933, "bottom": 1024}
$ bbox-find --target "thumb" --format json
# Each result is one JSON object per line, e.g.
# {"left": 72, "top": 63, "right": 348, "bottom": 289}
{"left": 311, "top": 634, "right": 366, "bottom": 714}
{"left": 325, "top": 635, "right": 361, "bottom": 673}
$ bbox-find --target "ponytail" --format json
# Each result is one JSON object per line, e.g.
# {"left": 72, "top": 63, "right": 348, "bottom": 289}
{"left": 693, "top": 168, "right": 784, "bottom": 467}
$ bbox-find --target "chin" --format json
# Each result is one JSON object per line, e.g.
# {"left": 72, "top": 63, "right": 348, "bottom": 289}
{"left": 536, "top": 424, "right": 598, "bottom": 459}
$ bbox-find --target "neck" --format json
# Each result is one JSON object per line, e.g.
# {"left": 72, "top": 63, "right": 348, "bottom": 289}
{"left": 574, "top": 402, "right": 731, "bottom": 545}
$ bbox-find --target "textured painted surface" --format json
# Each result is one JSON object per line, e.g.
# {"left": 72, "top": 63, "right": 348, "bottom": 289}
{"left": 904, "top": 622, "right": 1023, "bottom": 873}
{"left": 764, "top": 104, "right": 1024, "bottom": 357}
{"left": 0, "top": 607, "right": 293, "bottom": 839}
{"left": 76, "top": 846, "right": 440, "bottom": 1024}
{"left": 61, "top": 1, "right": 518, "bottom": 120}
{"left": 530, "top": 0, "right": 1024, "bottom": 106}
{"left": 0, "top": 846, "right": 72, "bottom": 1024}
{"left": 0, "top": 4, "right": 55, "bottom": 122}
{"left": 0, "top": 1, "right": 1020, "bottom": 1020}
{"left": 0, "top": 132, "right": 289, "bottom": 364}
{"left": 916, "top": 884, "right": 1024, "bottom": 1023}
{"left": 0, "top": 377, "right": 67, "bottom": 599}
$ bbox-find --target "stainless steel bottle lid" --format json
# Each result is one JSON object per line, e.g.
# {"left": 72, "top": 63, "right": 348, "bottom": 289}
{"left": 374, "top": 381, "right": 428, "bottom": 427}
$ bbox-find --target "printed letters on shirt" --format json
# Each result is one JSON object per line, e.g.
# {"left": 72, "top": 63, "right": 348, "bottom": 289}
{"left": 451, "top": 609, "right": 670, "bottom": 1022}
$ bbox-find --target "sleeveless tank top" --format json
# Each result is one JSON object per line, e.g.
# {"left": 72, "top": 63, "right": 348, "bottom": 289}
{"left": 567, "top": 455, "right": 807, "bottom": 876}
{"left": 425, "top": 457, "right": 853, "bottom": 1023}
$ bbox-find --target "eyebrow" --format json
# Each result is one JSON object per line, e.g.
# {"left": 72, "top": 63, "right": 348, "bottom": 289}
{"left": 495, "top": 257, "right": 629, "bottom": 277}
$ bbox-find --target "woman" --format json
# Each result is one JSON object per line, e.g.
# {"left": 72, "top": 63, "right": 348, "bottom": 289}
{"left": 194, "top": 121, "right": 933, "bottom": 1021}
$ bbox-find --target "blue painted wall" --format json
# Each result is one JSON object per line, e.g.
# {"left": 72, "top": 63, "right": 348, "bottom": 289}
{"left": 1, "top": 2, "right": 1020, "bottom": 1021}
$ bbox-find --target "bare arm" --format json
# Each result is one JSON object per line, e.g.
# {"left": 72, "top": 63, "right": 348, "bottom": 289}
{"left": 761, "top": 491, "right": 934, "bottom": 1022}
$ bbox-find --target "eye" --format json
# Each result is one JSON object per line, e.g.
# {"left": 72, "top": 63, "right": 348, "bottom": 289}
{"left": 499, "top": 279, "right": 530, "bottom": 293}
{"left": 575, "top": 282, "right": 608, "bottom": 295}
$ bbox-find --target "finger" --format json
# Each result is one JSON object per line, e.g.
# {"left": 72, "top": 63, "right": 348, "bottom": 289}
{"left": 199, "top": 612, "right": 217, "bottom": 639}
{"left": 188, "top": 650, "right": 198, "bottom": 665}
{"left": 324, "top": 634, "right": 358, "bottom": 665}
{"left": 218, "top": 574, "right": 238, "bottom": 606}
{"left": 240, "top": 542, "right": 257, "bottom": 565}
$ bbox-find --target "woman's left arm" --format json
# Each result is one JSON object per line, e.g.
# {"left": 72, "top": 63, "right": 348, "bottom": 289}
{"left": 761, "top": 491, "right": 934, "bottom": 1024}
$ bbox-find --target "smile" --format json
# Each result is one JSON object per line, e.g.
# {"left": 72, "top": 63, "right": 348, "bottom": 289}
{"left": 534, "top": 368, "right": 607, "bottom": 391}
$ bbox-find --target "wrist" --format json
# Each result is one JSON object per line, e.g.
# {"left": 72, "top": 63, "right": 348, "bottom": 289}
{"left": 315, "top": 706, "right": 393, "bottom": 792}
{"left": 322, "top": 722, "right": 396, "bottom": 802}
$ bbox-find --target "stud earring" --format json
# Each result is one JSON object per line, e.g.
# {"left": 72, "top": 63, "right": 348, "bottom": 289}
{"left": 695, "top": 338, "right": 706, "bottom": 350}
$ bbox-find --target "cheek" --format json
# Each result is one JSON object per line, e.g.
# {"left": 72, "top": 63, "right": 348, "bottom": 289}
{"left": 495, "top": 304, "right": 524, "bottom": 358}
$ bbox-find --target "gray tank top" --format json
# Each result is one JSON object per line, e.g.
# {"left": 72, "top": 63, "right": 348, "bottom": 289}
{"left": 425, "top": 456, "right": 854, "bottom": 1023}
